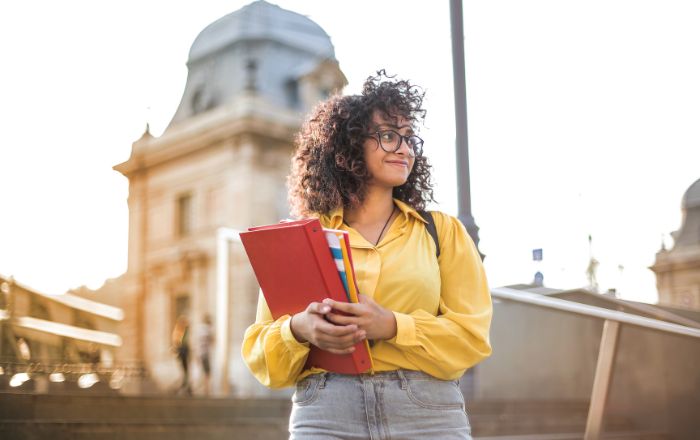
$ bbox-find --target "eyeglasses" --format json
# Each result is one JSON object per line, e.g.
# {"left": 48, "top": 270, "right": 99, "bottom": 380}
{"left": 369, "top": 130, "right": 424, "bottom": 157}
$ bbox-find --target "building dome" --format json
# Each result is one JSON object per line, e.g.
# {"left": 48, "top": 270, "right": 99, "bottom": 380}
{"left": 189, "top": 0, "right": 335, "bottom": 63}
{"left": 166, "top": 0, "right": 344, "bottom": 131}
{"left": 682, "top": 178, "right": 700, "bottom": 210}
{"left": 670, "top": 177, "right": 700, "bottom": 249}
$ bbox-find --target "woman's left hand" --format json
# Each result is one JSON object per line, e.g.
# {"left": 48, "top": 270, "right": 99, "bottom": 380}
{"left": 323, "top": 294, "right": 397, "bottom": 341}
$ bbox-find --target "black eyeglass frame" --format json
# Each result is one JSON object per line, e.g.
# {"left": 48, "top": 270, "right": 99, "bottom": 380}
{"left": 368, "top": 129, "right": 424, "bottom": 157}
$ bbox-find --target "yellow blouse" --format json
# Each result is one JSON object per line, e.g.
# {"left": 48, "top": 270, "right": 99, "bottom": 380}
{"left": 241, "top": 199, "right": 492, "bottom": 388}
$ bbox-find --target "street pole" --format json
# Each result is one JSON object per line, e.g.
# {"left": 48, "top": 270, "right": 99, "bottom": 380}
{"left": 450, "top": 0, "right": 484, "bottom": 259}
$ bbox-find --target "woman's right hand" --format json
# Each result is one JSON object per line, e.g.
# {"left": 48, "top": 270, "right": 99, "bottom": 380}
{"left": 290, "top": 302, "right": 366, "bottom": 354}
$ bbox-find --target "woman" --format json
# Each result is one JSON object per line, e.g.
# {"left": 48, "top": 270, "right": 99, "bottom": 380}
{"left": 242, "top": 71, "right": 492, "bottom": 439}
{"left": 197, "top": 314, "right": 214, "bottom": 395}
{"left": 172, "top": 315, "right": 191, "bottom": 395}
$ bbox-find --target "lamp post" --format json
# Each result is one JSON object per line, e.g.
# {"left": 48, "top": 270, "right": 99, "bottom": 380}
{"left": 450, "top": 0, "right": 483, "bottom": 259}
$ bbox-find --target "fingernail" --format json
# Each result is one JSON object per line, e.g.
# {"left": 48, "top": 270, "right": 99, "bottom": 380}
{"left": 321, "top": 306, "right": 330, "bottom": 313}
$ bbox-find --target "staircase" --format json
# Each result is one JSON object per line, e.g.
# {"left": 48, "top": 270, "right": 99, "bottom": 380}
{"left": 0, "top": 392, "right": 289, "bottom": 440}
{"left": 466, "top": 401, "right": 669, "bottom": 440}
{"left": 0, "top": 392, "right": 670, "bottom": 440}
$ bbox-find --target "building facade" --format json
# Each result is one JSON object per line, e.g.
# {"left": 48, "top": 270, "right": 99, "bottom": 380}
{"left": 651, "top": 178, "right": 700, "bottom": 310}
{"left": 113, "top": 0, "right": 346, "bottom": 396}
{"left": 0, "top": 274, "right": 125, "bottom": 392}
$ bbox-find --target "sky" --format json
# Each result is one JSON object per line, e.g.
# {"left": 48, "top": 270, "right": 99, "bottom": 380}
{"left": 1, "top": 0, "right": 699, "bottom": 304}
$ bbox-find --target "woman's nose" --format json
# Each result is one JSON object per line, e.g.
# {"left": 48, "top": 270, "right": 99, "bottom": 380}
{"left": 395, "top": 136, "right": 414, "bottom": 156}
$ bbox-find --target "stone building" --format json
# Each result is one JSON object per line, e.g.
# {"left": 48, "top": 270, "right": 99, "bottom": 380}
{"left": 651, "top": 177, "right": 700, "bottom": 310}
{"left": 0, "top": 274, "right": 125, "bottom": 392}
{"left": 113, "top": 0, "right": 346, "bottom": 395}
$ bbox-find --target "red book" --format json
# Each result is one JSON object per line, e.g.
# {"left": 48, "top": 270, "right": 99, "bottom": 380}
{"left": 240, "top": 218, "right": 372, "bottom": 374}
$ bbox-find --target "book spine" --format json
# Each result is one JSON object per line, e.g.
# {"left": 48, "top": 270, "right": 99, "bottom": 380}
{"left": 303, "top": 222, "right": 348, "bottom": 304}
{"left": 325, "top": 231, "right": 351, "bottom": 301}
{"left": 303, "top": 223, "right": 373, "bottom": 374}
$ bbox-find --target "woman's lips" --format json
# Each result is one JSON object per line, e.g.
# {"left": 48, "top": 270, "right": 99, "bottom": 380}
{"left": 386, "top": 160, "right": 408, "bottom": 167}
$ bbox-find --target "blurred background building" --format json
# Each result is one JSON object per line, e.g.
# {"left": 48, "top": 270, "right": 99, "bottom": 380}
{"left": 651, "top": 178, "right": 700, "bottom": 310}
{"left": 0, "top": 274, "right": 128, "bottom": 393}
{"left": 111, "top": 0, "right": 345, "bottom": 396}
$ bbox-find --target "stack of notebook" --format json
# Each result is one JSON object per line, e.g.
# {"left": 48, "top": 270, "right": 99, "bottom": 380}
{"left": 240, "top": 218, "right": 373, "bottom": 374}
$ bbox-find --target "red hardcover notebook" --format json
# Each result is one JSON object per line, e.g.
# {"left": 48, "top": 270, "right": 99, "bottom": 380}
{"left": 240, "top": 218, "right": 372, "bottom": 374}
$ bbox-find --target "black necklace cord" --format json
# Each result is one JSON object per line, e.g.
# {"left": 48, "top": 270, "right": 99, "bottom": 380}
{"left": 343, "top": 206, "right": 397, "bottom": 246}
{"left": 374, "top": 206, "right": 397, "bottom": 246}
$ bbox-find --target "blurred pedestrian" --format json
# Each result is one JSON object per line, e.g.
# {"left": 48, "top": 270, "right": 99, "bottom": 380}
{"left": 197, "top": 314, "right": 214, "bottom": 395}
{"left": 171, "top": 315, "right": 191, "bottom": 395}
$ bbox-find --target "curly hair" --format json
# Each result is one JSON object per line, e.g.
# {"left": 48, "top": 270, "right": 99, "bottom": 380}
{"left": 288, "top": 70, "right": 435, "bottom": 217}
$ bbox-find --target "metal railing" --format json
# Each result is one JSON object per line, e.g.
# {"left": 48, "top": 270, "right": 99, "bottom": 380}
{"left": 490, "top": 286, "right": 700, "bottom": 440}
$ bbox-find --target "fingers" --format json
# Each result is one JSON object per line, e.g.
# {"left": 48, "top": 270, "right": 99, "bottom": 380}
{"left": 301, "top": 301, "right": 370, "bottom": 352}
{"left": 325, "top": 312, "right": 358, "bottom": 326}
{"left": 323, "top": 296, "right": 394, "bottom": 341}
{"left": 315, "top": 329, "right": 366, "bottom": 353}
{"left": 304, "top": 309, "right": 366, "bottom": 352}
{"left": 322, "top": 298, "right": 363, "bottom": 314}
{"left": 312, "top": 315, "right": 357, "bottom": 337}
{"left": 291, "top": 303, "right": 345, "bottom": 344}
{"left": 306, "top": 302, "right": 332, "bottom": 315}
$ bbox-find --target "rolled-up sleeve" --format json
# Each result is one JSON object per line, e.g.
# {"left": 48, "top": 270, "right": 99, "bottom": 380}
{"left": 241, "top": 291, "right": 311, "bottom": 388}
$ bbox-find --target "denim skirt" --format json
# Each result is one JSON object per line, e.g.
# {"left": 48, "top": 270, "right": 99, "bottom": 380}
{"left": 289, "top": 369, "right": 472, "bottom": 440}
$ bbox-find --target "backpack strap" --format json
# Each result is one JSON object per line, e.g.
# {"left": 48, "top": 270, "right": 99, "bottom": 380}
{"left": 417, "top": 210, "right": 440, "bottom": 258}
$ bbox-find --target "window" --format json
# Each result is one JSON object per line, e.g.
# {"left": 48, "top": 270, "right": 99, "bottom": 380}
{"left": 29, "top": 297, "right": 50, "bottom": 320}
{"left": 286, "top": 79, "right": 300, "bottom": 108}
{"left": 176, "top": 194, "right": 193, "bottom": 237}
{"left": 191, "top": 86, "right": 215, "bottom": 114}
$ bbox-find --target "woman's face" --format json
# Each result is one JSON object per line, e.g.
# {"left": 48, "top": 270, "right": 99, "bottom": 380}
{"left": 363, "top": 111, "right": 416, "bottom": 189}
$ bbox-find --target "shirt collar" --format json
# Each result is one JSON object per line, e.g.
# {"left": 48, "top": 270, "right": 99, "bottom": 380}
{"left": 321, "top": 198, "right": 427, "bottom": 228}
{"left": 393, "top": 199, "right": 428, "bottom": 224}
{"left": 323, "top": 206, "right": 345, "bottom": 229}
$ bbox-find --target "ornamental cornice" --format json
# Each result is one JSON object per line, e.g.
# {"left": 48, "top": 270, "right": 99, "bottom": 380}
{"left": 650, "top": 250, "right": 700, "bottom": 273}
{"left": 114, "top": 94, "right": 301, "bottom": 177}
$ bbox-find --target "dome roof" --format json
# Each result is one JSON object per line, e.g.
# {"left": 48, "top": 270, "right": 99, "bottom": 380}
{"left": 682, "top": 178, "right": 700, "bottom": 209}
{"left": 671, "top": 177, "right": 700, "bottom": 249}
{"left": 165, "top": 0, "right": 345, "bottom": 131}
{"left": 189, "top": 0, "right": 335, "bottom": 62}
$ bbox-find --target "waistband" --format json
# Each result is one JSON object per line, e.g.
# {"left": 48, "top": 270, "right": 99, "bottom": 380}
{"left": 309, "top": 369, "right": 449, "bottom": 385}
